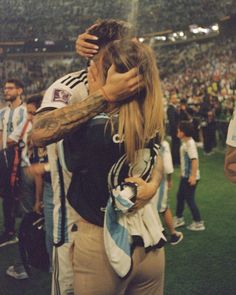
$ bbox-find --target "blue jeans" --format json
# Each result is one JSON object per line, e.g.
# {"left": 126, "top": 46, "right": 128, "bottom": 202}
{"left": 176, "top": 177, "right": 201, "bottom": 222}
{"left": 43, "top": 181, "right": 54, "bottom": 266}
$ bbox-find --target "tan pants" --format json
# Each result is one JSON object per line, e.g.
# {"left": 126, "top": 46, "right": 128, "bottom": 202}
{"left": 72, "top": 221, "right": 165, "bottom": 295}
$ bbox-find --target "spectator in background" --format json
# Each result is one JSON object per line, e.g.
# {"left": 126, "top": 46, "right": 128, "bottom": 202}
{"left": 5, "top": 94, "right": 52, "bottom": 280}
{"left": 179, "top": 98, "right": 192, "bottom": 122}
{"left": 199, "top": 95, "right": 216, "bottom": 155}
{"left": 224, "top": 105, "right": 236, "bottom": 183}
{"left": 0, "top": 79, "right": 27, "bottom": 247}
{"left": 167, "top": 93, "right": 180, "bottom": 166}
{"left": 174, "top": 121, "right": 205, "bottom": 231}
{"left": 155, "top": 140, "right": 183, "bottom": 245}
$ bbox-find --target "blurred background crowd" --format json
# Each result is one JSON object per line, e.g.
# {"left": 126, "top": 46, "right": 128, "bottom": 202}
{"left": 0, "top": 0, "right": 235, "bottom": 40}
{"left": 0, "top": 0, "right": 236, "bottom": 149}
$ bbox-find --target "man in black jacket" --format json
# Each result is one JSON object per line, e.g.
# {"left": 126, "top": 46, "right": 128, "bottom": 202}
{"left": 167, "top": 93, "right": 180, "bottom": 166}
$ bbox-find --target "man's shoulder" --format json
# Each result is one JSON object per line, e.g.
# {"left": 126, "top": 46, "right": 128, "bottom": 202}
{"left": 17, "top": 103, "right": 27, "bottom": 110}
{"left": 47, "top": 69, "right": 87, "bottom": 91}
{"left": 41, "top": 69, "right": 88, "bottom": 108}
{"left": 0, "top": 106, "right": 9, "bottom": 114}
{"left": 186, "top": 138, "right": 196, "bottom": 147}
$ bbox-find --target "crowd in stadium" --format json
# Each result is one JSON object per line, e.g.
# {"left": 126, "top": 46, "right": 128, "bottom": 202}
{"left": 1, "top": 36, "right": 235, "bottom": 151}
{"left": 0, "top": 1, "right": 236, "bottom": 294}
{"left": 0, "top": 0, "right": 236, "bottom": 41}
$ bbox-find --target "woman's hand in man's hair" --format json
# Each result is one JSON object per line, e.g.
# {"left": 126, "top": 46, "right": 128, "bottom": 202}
{"left": 75, "top": 32, "right": 99, "bottom": 58}
{"left": 102, "top": 64, "right": 144, "bottom": 102}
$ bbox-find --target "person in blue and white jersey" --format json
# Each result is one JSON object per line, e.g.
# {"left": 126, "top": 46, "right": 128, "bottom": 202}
{"left": 155, "top": 140, "right": 183, "bottom": 245}
{"left": 0, "top": 79, "right": 27, "bottom": 247}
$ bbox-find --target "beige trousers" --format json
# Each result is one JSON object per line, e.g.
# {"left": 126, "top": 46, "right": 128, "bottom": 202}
{"left": 72, "top": 221, "right": 165, "bottom": 295}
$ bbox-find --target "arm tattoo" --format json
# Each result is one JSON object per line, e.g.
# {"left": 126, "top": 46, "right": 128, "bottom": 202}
{"left": 31, "top": 90, "right": 108, "bottom": 146}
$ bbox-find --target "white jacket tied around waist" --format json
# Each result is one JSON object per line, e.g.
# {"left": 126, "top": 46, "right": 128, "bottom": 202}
{"left": 104, "top": 185, "right": 166, "bottom": 278}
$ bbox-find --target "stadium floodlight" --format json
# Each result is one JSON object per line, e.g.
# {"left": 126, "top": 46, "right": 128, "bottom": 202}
{"left": 169, "top": 35, "right": 175, "bottom": 42}
{"left": 212, "top": 24, "right": 219, "bottom": 31}
{"left": 138, "top": 37, "right": 145, "bottom": 42}
{"left": 189, "top": 25, "right": 210, "bottom": 34}
{"left": 45, "top": 40, "right": 55, "bottom": 45}
{"left": 199, "top": 27, "right": 210, "bottom": 34}
{"left": 190, "top": 26, "right": 199, "bottom": 34}
{"left": 154, "top": 36, "right": 166, "bottom": 41}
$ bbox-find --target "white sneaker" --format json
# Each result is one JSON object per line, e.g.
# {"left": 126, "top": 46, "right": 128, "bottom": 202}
{"left": 170, "top": 231, "right": 184, "bottom": 245}
{"left": 6, "top": 264, "right": 29, "bottom": 280}
{"left": 173, "top": 217, "right": 185, "bottom": 228}
{"left": 187, "top": 221, "right": 205, "bottom": 231}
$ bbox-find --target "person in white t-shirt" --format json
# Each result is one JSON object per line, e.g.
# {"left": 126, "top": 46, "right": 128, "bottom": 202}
{"left": 155, "top": 140, "right": 183, "bottom": 245}
{"left": 224, "top": 107, "right": 236, "bottom": 183}
{"left": 174, "top": 121, "right": 205, "bottom": 231}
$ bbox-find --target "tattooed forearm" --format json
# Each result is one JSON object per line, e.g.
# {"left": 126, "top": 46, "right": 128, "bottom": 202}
{"left": 31, "top": 90, "right": 108, "bottom": 146}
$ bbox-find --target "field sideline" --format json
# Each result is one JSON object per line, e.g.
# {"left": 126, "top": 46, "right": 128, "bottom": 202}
{"left": 0, "top": 149, "right": 235, "bottom": 295}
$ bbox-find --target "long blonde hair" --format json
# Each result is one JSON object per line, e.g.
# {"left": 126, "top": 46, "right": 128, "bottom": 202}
{"left": 101, "top": 40, "right": 164, "bottom": 163}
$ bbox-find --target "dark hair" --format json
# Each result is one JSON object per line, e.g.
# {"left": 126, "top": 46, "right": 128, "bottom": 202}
{"left": 26, "top": 94, "right": 43, "bottom": 110}
{"left": 4, "top": 79, "right": 24, "bottom": 89}
{"left": 87, "top": 19, "right": 134, "bottom": 49}
{"left": 179, "top": 121, "right": 194, "bottom": 137}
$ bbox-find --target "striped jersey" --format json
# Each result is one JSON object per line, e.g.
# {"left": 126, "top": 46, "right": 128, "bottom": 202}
{"left": 180, "top": 138, "right": 200, "bottom": 180}
{"left": 226, "top": 108, "right": 236, "bottom": 147}
{"left": 8, "top": 119, "right": 32, "bottom": 167}
{"left": 0, "top": 103, "right": 27, "bottom": 148}
{"left": 39, "top": 70, "right": 88, "bottom": 245}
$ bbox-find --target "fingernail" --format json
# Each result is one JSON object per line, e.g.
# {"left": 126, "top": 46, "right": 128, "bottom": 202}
{"left": 92, "top": 36, "right": 98, "bottom": 40}
{"left": 94, "top": 45, "right": 99, "bottom": 49}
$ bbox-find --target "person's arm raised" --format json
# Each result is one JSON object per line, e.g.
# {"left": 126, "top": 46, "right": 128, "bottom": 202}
{"left": 75, "top": 32, "right": 99, "bottom": 58}
{"left": 31, "top": 65, "right": 142, "bottom": 147}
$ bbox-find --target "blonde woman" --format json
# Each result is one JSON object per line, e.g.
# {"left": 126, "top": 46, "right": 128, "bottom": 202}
{"left": 63, "top": 40, "right": 166, "bottom": 295}
{"left": 32, "top": 41, "right": 165, "bottom": 295}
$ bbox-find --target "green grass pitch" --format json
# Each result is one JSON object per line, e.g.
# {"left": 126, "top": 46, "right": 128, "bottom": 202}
{"left": 0, "top": 149, "right": 235, "bottom": 295}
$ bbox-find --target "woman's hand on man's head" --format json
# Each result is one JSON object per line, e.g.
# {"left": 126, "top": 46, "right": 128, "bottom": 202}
{"left": 75, "top": 32, "right": 99, "bottom": 58}
{"left": 102, "top": 64, "right": 144, "bottom": 103}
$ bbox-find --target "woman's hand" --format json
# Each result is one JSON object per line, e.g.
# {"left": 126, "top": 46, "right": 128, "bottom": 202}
{"left": 88, "top": 60, "right": 105, "bottom": 94}
{"left": 102, "top": 64, "right": 143, "bottom": 102}
{"left": 124, "top": 177, "right": 157, "bottom": 210}
{"left": 75, "top": 32, "right": 99, "bottom": 58}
